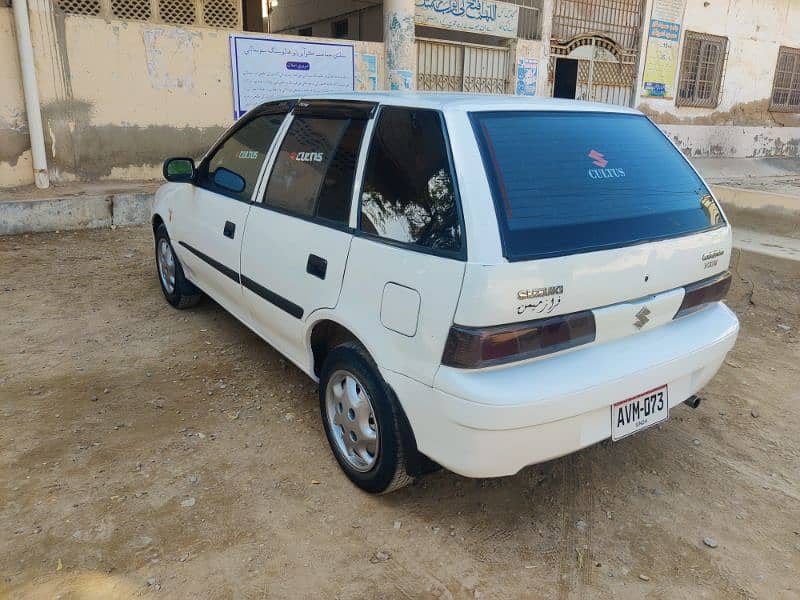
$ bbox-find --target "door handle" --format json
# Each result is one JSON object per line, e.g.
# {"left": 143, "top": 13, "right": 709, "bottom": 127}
{"left": 223, "top": 221, "right": 236, "bottom": 239}
{"left": 306, "top": 254, "right": 327, "bottom": 280}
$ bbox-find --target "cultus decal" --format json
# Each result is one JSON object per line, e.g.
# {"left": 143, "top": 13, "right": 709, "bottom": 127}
{"left": 289, "top": 151, "right": 324, "bottom": 162}
{"left": 587, "top": 149, "right": 625, "bottom": 179}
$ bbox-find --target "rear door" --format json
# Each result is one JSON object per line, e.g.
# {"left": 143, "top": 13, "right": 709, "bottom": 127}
{"left": 239, "top": 100, "right": 374, "bottom": 367}
{"left": 334, "top": 105, "right": 467, "bottom": 386}
{"left": 174, "top": 103, "right": 291, "bottom": 313}
{"left": 457, "top": 110, "right": 730, "bottom": 339}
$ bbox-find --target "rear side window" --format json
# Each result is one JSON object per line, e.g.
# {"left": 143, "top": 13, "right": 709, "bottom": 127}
{"left": 264, "top": 116, "right": 366, "bottom": 225}
{"left": 471, "top": 111, "right": 724, "bottom": 260}
{"left": 359, "top": 107, "right": 462, "bottom": 254}
{"left": 200, "top": 114, "right": 285, "bottom": 202}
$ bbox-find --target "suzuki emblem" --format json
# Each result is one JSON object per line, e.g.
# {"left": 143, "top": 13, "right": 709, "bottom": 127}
{"left": 634, "top": 306, "right": 651, "bottom": 329}
{"left": 588, "top": 149, "right": 608, "bottom": 167}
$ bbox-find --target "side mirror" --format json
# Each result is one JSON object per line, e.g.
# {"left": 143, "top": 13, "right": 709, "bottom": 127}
{"left": 212, "top": 167, "right": 246, "bottom": 194}
{"left": 163, "top": 157, "right": 195, "bottom": 183}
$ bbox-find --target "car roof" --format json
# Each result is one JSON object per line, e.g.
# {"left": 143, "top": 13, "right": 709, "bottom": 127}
{"left": 287, "top": 92, "right": 642, "bottom": 115}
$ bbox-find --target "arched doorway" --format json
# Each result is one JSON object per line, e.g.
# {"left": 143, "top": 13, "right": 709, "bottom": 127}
{"left": 550, "top": 34, "right": 638, "bottom": 106}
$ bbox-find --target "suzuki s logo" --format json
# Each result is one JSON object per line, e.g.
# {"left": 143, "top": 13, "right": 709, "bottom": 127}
{"left": 588, "top": 149, "right": 608, "bottom": 167}
{"left": 588, "top": 149, "right": 625, "bottom": 179}
{"left": 634, "top": 306, "right": 651, "bottom": 329}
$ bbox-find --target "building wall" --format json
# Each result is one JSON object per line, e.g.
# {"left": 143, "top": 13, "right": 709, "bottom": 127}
{"left": 0, "top": 8, "right": 35, "bottom": 188}
{"left": 269, "top": 0, "right": 383, "bottom": 41}
{"left": 635, "top": 0, "right": 800, "bottom": 157}
{"left": 1, "top": 1, "right": 385, "bottom": 188}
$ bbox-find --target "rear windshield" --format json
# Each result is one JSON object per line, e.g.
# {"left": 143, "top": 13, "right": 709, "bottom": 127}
{"left": 470, "top": 111, "right": 724, "bottom": 260}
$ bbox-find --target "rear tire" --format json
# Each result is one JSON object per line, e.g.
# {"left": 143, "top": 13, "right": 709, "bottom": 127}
{"left": 319, "top": 342, "right": 413, "bottom": 494}
{"left": 154, "top": 224, "right": 203, "bottom": 309}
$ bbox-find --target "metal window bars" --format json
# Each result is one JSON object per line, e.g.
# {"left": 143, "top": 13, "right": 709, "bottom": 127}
{"left": 770, "top": 46, "right": 800, "bottom": 112}
{"left": 676, "top": 31, "right": 728, "bottom": 108}
{"left": 504, "top": 0, "right": 543, "bottom": 40}
{"left": 551, "top": 0, "right": 643, "bottom": 51}
{"left": 55, "top": 0, "right": 241, "bottom": 29}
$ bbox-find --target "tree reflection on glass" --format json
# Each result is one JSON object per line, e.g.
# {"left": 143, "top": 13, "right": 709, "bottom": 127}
{"left": 360, "top": 107, "right": 461, "bottom": 253}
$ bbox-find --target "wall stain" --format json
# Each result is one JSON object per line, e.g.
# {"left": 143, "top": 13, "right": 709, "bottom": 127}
{"left": 41, "top": 100, "right": 225, "bottom": 178}
{"left": 0, "top": 130, "right": 31, "bottom": 166}
{"left": 641, "top": 98, "right": 800, "bottom": 128}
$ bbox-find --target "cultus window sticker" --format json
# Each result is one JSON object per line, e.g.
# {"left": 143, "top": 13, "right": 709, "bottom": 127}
{"left": 238, "top": 150, "right": 259, "bottom": 159}
{"left": 587, "top": 149, "right": 625, "bottom": 179}
{"left": 289, "top": 151, "right": 324, "bottom": 163}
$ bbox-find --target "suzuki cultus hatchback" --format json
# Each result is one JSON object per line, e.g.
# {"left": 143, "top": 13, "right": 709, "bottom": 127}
{"left": 152, "top": 93, "right": 739, "bottom": 493}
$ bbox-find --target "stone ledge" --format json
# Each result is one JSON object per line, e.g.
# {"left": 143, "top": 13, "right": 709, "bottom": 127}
{"left": 0, "top": 191, "right": 155, "bottom": 235}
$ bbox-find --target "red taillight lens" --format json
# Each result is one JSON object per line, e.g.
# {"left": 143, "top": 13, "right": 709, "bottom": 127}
{"left": 441, "top": 311, "right": 596, "bottom": 369}
{"left": 674, "top": 271, "right": 731, "bottom": 319}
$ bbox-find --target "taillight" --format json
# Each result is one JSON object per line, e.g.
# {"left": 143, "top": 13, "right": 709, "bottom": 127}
{"left": 673, "top": 271, "right": 731, "bottom": 319}
{"left": 441, "top": 311, "right": 596, "bottom": 369}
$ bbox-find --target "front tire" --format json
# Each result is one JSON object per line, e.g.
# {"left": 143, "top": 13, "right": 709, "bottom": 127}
{"left": 319, "top": 343, "right": 413, "bottom": 494}
{"left": 154, "top": 224, "right": 203, "bottom": 309}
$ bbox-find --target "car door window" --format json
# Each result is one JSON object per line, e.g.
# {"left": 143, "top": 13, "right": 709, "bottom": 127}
{"left": 263, "top": 116, "right": 367, "bottom": 225}
{"left": 359, "top": 107, "right": 462, "bottom": 254}
{"left": 198, "top": 113, "right": 286, "bottom": 202}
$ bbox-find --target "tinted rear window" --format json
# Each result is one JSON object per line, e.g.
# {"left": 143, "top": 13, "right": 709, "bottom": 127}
{"left": 471, "top": 111, "right": 724, "bottom": 260}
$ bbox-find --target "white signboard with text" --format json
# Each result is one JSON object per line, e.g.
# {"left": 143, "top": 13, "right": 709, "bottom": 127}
{"left": 414, "top": 0, "right": 520, "bottom": 38}
{"left": 230, "top": 35, "right": 355, "bottom": 119}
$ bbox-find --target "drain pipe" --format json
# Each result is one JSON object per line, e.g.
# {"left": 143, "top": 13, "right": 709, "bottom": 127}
{"left": 12, "top": 0, "right": 50, "bottom": 188}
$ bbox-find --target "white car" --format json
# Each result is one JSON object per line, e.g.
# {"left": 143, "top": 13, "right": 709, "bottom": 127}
{"left": 151, "top": 93, "right": 739, "bottom": 493}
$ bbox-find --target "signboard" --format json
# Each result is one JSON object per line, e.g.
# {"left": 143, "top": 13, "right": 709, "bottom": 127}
{"left": 640, "top": 0, "right": 686, "bottom": 98}
{"left": 516, "top": 57, "right": 538, "bottom": 96}
{"left": 229, "top": 35, "right": 355, "bottom": 119}
{"left": 414, "top": 0, "right": 519, "bottom": 38}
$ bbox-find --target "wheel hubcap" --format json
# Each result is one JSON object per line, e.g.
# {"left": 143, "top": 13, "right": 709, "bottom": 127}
{"left": 324, "top": 370, "right": 379, "bottom": 472}
{"left": 157, "top": 238, "right": 176, "bottom": 294}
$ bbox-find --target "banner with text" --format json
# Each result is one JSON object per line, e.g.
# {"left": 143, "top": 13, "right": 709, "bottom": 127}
{"left": 640, "top": 0, "right": 686, "bottom": 99}
{"left": 230, "top": 35, "right": 355, "bottom": 119}
{"left": 414, "top": 0, "right": 519, "bottom": 38}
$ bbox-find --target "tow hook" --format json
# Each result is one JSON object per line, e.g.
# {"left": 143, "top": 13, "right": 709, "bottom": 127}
{"left": 683, "top": 395, "right": 702, "bottom": 409}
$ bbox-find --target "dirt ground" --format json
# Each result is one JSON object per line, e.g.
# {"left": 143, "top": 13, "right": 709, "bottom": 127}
{"left": 1, "top": 226, "right": 799, "bottom": 600}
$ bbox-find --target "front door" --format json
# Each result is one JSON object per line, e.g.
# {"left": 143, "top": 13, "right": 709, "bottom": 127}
{"left": 174, "top": 105, "right": 290, "bottom": 316}
{"left": 240, "top": 101, "right": 374, "bottom": 368}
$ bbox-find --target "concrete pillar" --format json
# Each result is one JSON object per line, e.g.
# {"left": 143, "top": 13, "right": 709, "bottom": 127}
{"left": 383, "top": 0, "right": 415, "bottom": 90}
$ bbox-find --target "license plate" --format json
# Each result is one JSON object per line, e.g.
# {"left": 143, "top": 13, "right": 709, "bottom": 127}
{"left": 611, "top": 385, "right": 668, "bottom": 441}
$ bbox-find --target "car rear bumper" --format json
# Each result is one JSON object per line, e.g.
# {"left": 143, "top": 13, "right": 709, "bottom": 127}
{"left": 382, "top": 302, "right": 739, "bottom": 478}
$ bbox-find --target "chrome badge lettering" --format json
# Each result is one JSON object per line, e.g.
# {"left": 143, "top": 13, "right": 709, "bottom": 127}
{"left": 702, "top": 248, "right": 724, "bottom": 269}
{"left": 702, "top": 249, "right": 724, "bottom": 261}
{"left": 517, "top": 285, "right": 564, "bottom": 301}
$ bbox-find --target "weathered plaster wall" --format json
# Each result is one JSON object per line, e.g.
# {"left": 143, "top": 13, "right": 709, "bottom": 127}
{"left": 0, "top": 8, "right": 35, "bottom": 188}
{"left": 0, "top": 2, "right": 385, "bottom": 188}
{"left": 635, "top": 0, "right": 800, "bottom": 157}
{"left": 511, "top": 0, "right": 553, "bottom": 98}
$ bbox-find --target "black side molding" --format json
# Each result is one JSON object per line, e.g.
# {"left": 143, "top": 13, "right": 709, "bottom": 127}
{"left": 241, "top": 276, "right": 304, "bottom": 319}
{"left": 177, "top": 241, "right": 304, "bottom": 319}
{"left": 179, "top": 241, "right": 239, "bottom": 284}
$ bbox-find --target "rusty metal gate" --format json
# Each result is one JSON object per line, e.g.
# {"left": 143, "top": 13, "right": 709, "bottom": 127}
{"left": 417, "top": 38, "right": 511, "bottom": 94}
